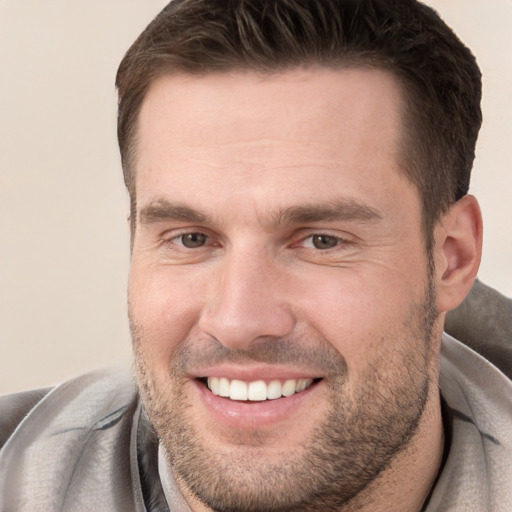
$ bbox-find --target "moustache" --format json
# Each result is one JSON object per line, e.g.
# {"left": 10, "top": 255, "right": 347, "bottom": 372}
{"left": 169, "top": 334, "right": 349, "bottom": 379}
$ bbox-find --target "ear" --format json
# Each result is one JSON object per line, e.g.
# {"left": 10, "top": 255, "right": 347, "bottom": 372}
{"left": 434, "top": 195, "right": 483, "bottom": 313}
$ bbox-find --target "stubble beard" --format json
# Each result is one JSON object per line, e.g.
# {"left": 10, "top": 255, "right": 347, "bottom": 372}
{"left": 132, "top": 277, "right": 439, "bottom": 512}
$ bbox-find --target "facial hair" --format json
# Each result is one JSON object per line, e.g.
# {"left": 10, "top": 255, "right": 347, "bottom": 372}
{"left": 131, "top": 277, "right": 438, "bottom": 512}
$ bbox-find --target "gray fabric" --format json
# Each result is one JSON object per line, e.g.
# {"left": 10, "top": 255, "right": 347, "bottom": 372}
{"left": 0, "top": 388, "right": 51, "bottom": 448}
{"left": 425, "top": 334, "right": 512, "bottom": 511}
{"left": 0, "top": 368, "right": 142, "bottom": 512}
{"left": 445, "top": 280, "right": 512, "bottom": 379}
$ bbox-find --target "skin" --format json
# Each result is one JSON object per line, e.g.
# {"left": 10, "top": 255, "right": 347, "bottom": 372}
{"left": 128, "top": 68, "right": 482, "bottom": 511}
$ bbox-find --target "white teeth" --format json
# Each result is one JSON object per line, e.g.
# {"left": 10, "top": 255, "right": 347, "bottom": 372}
{"left": 281, "top": 379, "right": 297, "bottom": 397}
{"left": 207, "top": 377, "right": 219, "bottom": 395}
{"left": 218, "top": 377, "right": 230, "bottom": 397}
{"left": 230, "top": 379, "right": 248, "bottom": 400}
{"left": 267, "top": 380, "right": 282, "bottom": 400}
{"left": 296, "top": 379, "right": 307, "bottom": 392}
{"left": 206, "top": 377, "right": 314, "bottom": 401}
{"left": 248, "top": 380, "right": 267, "bottom": 401}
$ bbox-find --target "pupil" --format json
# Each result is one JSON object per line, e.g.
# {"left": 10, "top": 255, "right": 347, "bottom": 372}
{"left": 182, "top": 233, "right": 206, "bottom": 248}
{"left": 313, "top": 234, "right": 337, "bottom": 249}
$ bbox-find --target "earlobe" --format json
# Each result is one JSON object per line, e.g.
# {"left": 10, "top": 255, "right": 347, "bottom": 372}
{"left": 434, "top": 195, "right": 483, "bottom": 313}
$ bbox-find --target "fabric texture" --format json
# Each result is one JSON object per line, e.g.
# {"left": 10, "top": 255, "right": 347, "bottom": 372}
{"left": 425, "top": 334, "right": 512, "bottom": 511}
{"left": 0, "top": 281, "right": 511, "bottom": 511}
{"left": 445, "top": 280, "right": 512, "bottom": 378}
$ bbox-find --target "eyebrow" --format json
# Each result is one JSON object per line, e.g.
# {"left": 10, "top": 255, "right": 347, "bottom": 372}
{"left": 266, "top": 200, "right": 382, "bottom": 228}
{"left": 138, "top": 198, "right": 382, "bottom": 227}
{"left": 139, "top": 199, "right": 207, "bottom": 224}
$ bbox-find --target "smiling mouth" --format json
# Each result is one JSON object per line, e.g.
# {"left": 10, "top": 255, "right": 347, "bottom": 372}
{"left": 201, "top": 377, "right": 320, "bottom": 401}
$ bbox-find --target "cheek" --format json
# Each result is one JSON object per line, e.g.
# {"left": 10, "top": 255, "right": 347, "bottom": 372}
{"left": 291, "top": 266, "right": 425, "bottom": 364}
{"left": 128, "top": 264, "right": 206, "bottom": 366}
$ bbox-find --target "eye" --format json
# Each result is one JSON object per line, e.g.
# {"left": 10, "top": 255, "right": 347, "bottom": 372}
{"left": 175, "top": 232, "right": 208, "bottom": 248}
{"left": 304, "top": 234, "right": 342, "bottom": 250}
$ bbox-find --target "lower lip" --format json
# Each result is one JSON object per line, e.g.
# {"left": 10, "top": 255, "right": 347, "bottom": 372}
{"left": 194, "top": 379, "right": 320, "bottom": 429}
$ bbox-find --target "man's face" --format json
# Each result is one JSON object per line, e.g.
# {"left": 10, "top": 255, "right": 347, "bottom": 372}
{"left": 129, "top": 68, "right": 442, "bottom": 511}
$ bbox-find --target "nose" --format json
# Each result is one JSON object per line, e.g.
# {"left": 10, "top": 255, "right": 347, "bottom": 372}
{"left": 198, "top": 250, "right": 295, "bottom": 350}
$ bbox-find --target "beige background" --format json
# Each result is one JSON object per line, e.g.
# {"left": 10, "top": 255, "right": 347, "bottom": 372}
{"left": 1, "top": 1, "right": 511, "bottom": 395}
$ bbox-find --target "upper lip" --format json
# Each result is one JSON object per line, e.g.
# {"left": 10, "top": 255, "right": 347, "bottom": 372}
{"left": 191, "top": 364, "right": 321, "bottom": 382}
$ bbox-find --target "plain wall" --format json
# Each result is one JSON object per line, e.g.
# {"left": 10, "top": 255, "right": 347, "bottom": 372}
{"left": 1, "top": 0, "right": 511, "bottom": 394}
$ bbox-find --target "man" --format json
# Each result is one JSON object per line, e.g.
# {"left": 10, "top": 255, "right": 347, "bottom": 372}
{"left": 1, "top": 1, "right": 511, "bottom": 510}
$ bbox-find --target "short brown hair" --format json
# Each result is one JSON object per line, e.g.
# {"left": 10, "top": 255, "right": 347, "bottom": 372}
{"left": 116, "top": 0, "right": 482, "bottom": 243}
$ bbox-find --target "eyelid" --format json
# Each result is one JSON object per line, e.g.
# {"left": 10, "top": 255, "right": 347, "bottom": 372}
{"left": 161, "top": 226, "right": 208, "bottom": 238}
{"left": 293, "top": 230, "right": 354, "bottom": 247}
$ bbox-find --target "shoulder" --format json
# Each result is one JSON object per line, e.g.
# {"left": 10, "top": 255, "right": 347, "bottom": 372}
{"left": 0, "top": 367, "right": 137, "bottom": 451}
{"left": 445, "top": 280, "right": 512, "bottom": 378}
{"left": 433, "top": 335, "right": 512, "bottom": 510}
{"left": 0, "top": 367, "right": 141, "bottom": 511}
{"left": 0, "top": 387, "right": 52, "bottom": 448}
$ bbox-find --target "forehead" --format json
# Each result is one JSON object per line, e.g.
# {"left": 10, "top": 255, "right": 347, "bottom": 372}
{"left": 137, "top": 66, "right": 404, "bottom": 151}
{"left": 134, "top": 67, "right": 414, "bottom": 218}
